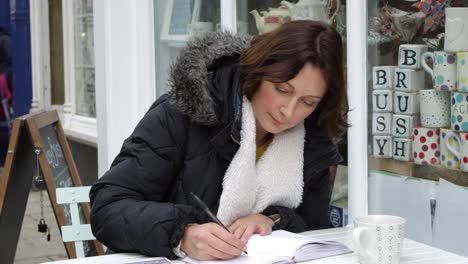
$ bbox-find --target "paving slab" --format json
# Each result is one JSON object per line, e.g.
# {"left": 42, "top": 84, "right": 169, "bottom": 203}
{"left": 14, "top": 190, "right": 68, "bottom": 263}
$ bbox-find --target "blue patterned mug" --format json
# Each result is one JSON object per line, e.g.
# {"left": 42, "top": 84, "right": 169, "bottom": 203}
{"left": 451, "top": 92, "right": 468, "bottom": 131}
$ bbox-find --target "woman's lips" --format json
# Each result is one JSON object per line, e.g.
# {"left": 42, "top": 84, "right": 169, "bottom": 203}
{"left": 270, "top": 114, "right": 286, "bottom": 126}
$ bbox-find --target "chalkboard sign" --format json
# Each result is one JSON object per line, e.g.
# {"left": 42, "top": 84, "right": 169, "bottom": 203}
{"left": 0, "top": 117, "right": 35, "bottom": 264}
{"left": 0, "top": 111, "right": 104, "bottom": 263}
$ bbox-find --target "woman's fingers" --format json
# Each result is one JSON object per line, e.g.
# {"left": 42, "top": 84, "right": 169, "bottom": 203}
{"left": 184, "top": 223, "right": 245, "bottom": 260}
{"left": 231, "top": 224, "right": 247, "bottom": 239}
{"left": 228, "top": 214, "right": 275, "bottom": 242}
{"left": 240, "top": 225, "right": 255, "bottom": 243}
{"left": 209, "top": 223, "right": 246, "bottom": 254}
{"left": 194, "top": 240, "right": 238, "bottom": 260}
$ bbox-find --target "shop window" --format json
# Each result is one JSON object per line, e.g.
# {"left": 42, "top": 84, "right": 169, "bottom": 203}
{"left": 73, "top": 0, "right": 95, "bottom": 118}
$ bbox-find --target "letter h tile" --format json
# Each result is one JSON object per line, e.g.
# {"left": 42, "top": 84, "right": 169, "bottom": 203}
{"left": 393, "top": 138, "right": 413, "bottom": 161}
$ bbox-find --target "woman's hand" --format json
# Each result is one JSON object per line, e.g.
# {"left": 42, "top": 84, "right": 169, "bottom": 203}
{"left": 229, "top": 214, "right": 274, "bottom": 243}
{"left": 180, "top": 223, "right": 246, "bottom": 260}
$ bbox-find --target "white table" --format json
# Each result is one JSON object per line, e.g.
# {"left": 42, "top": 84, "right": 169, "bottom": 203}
{"left": 41, "top": 227, "right": 468, "bottom": 264}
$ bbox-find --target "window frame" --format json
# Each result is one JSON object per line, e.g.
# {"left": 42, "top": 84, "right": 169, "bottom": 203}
{"left": 30, "top": 0, "right": 97, "bottom": 147}
{"left": 62, "top": 0, "right": 97, "bottom": 146}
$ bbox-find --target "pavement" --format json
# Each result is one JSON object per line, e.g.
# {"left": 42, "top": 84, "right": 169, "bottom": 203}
{"left": 0, "top": 166, "right": 68, "bottom": 263}
{"left": 14, "top": 189, "right": 68, "bottom": 263}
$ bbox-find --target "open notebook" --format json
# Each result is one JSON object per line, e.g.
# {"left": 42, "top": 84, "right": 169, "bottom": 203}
{"left": 183, "top": 230, "right": 352, "bottom": 264}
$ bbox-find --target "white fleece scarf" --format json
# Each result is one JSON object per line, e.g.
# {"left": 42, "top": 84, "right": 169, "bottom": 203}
{"left": 217, "top": 97, "right": 305, "bottom": 226}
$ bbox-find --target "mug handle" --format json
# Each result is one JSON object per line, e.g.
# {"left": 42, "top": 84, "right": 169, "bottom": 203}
{"left": 352, "top": 227, "right": 376, "bottom": 262}
{"left": 444, "top": 132, "right": 461, "bottom": 158}
{"left": 421, "top": 51, "right": 434, "bottom": 78}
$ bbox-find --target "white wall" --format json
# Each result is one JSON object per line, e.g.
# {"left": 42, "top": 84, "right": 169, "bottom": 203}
{"left": 94, "top": 0, "right": 156, "bottom": 176}
{"left": 369, "top": 171, "right": 435, "bottom": 245}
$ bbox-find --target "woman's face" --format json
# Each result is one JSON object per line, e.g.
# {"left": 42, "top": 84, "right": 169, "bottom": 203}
{"left": 251, "top": 63, "right": 327, "bottom": 135}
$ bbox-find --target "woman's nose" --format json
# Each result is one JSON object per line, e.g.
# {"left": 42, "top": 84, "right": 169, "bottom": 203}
{"left": 280, "top": 102, "right": 295, "bottom": 120}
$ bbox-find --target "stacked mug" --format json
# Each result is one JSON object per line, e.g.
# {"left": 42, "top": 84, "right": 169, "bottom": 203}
{"left": 413, "top": 7, "right": 468, "bottom": 171}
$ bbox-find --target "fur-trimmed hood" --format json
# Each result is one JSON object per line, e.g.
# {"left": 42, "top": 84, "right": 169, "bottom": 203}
{"left": 167, "top": 31, "right": 251, "bottom": 125}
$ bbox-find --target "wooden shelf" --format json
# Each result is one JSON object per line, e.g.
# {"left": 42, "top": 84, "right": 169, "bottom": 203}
{"left": 368, "top": 156, "right": 468, "bottom": 187}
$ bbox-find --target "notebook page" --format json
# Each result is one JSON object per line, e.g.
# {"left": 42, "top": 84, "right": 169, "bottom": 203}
{"left": 183, "top": 254, "right": 290, "bottom": 264}
{"left": 246, "top": 230, "right": 311, "bottom": 257}
{"left": 294, "top": 240, "right": 352, "bottom": 262}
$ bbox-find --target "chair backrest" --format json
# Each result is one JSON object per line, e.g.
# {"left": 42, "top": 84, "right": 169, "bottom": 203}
{"left": 56, "top": 186, "right": 95, "bottom": 258}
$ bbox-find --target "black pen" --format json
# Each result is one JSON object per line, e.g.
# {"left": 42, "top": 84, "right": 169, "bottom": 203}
{"left": 189, "top": 192, "right": 248, "bottom": 255}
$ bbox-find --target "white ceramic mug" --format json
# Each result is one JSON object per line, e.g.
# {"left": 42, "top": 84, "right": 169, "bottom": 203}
{"left": 457, "top": 52, "right": 468, "bottom": 92}
{"left": 421, "top": 51, "right": 457, "bottom": 91}
{"left": 445, "top": 8, "right": 468, "bottom": 52}
{"left": 419, "top": 89, "right": 451, "bottom": 128}
{"left": 353, "top": 215, "right": 406, "bottom": 264}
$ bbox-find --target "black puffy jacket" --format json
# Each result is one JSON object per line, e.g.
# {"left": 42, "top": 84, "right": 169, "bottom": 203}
{"left": 90, "top": 32, "right": 342, "bottom": 259}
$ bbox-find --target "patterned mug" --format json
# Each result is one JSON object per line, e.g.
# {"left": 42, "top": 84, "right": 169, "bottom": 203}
{"left": 412, "top": 127, "right": 440, "bottom": 166}
{"left": 421, "top": 51, "right": 457, "bottom": 91}
{"left": 451, "top": 92, "right": 468, "bottom": 131}
{"left": 444, "top": 132, "right": 468, "bottom": 172}
{"left": 353, "top": 215, "right": 406, "bottom": 264}
{"left": 440, "top": 128, "right": 460, "bottom": 169}
{"left": 457, "top": 52, "right": 468, "bottom": 92}
{"left": 419, "top": 89, "right": 451, "bottom": 128}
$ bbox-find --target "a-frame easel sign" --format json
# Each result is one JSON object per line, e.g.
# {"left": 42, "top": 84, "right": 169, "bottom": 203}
{"left": 0, "top": 110, "right": 104, "bottom": 263}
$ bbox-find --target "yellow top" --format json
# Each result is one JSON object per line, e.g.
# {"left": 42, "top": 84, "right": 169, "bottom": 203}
{"left": 256, "top": 142, "right": 270, "bottom": 161}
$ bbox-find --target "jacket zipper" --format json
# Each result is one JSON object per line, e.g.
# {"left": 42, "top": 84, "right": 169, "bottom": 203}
{"left": 230, "top": 134, "right": 240, "bottom": 145}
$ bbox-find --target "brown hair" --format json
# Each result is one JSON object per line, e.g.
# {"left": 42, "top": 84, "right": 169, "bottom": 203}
{"left": 240, "top": 20, "right": 349, "bottom": 139}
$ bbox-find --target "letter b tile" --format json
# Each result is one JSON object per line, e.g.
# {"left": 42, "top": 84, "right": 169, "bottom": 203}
{"left": 398, "top": 44, "right": 427, "bottom": 69}
{"left": 373, "top": 66, "right": 396, "bottom": 89}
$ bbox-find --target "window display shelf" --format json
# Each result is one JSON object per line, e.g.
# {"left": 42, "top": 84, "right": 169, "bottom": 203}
{"left": 369, "top": 156, "right": 468, "bottom": 187}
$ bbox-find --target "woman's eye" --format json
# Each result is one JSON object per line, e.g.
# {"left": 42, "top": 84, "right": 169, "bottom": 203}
{"left": 275, "top": 85, "right": 288, "bottom": 94}
{"left": 303, "top": 100, "right": 317, "bottom": 107}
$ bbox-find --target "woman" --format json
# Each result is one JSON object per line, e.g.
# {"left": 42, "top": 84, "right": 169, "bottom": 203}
{"left": 90, "top": 20, "right": 349, "bottom": 260}
{"left": 0, "top": 27, "right": 11, "bottom": 89}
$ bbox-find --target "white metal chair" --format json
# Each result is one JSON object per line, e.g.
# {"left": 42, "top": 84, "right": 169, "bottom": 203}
{"left": 56, "top": 186, "right": 95, "bottom": 258}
